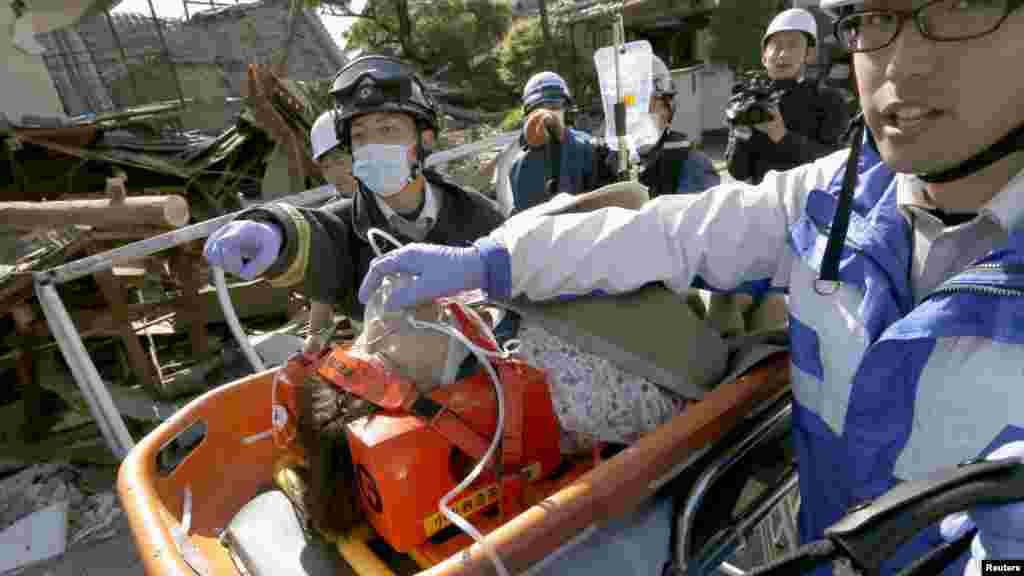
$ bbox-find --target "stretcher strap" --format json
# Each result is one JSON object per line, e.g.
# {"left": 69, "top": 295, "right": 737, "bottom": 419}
{"left": 410, "top": 395, "right": 492, "bottom": 461}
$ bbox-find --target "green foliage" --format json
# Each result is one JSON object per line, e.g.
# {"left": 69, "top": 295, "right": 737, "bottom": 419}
{"left": 703, "top": 0, "right": 788, "bottom": 72}
{"left": 499, "top": 107, "right": 524, "bottom": 131}
{"left": 496, "top": 13, "right": 600, "bottom": 112}
{"left": 345, "top": 0, "right": 516, "bottom": 110}
{"left": 342, "top": 0, "right": 605, "bottom": 112}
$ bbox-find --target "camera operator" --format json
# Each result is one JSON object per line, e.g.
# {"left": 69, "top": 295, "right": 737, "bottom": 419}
{"left": 725, "top": 8, "right": 850, "bottom": 184}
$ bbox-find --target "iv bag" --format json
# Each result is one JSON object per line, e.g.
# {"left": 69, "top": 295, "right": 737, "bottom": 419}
{"left": 594, "top": 40, "right": 660, "bottom": 161}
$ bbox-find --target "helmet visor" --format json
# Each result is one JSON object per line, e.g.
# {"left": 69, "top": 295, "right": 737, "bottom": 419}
{"left": 332, "top": 56, "right": 422, "bottom": 109}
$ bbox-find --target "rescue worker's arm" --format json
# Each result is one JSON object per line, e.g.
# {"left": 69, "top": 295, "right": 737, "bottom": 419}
{"left": 238, "top": 201, "right": 357, "bottom": 308}
{"left": 482, "top": 150, "right": 850, "bottom": 302}
{"left": 725, "top": 127, "right": 758, "bottom": 183}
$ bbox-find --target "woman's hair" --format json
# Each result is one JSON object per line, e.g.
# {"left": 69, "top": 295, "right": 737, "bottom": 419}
{"left": 296, "top": 374, "right": 374, "bottom": 535}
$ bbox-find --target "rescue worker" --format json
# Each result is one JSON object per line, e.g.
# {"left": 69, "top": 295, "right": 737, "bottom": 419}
{"left": 361, "top": 1, "right": 1024, "bottom": 573}
{"left": 508, "top": 71, "right": 618, "bottom": 212}
{"left": 725, "top": 8, "right": 851, "bottom": 185}
{"left": 309, "top": 109, "right": 356, "bottom": 197}
{"left": 203, "top": 55, "right": 505, "bottom": 354}
{"left": 638, "top": 54, "right": 720, "bottom": 197}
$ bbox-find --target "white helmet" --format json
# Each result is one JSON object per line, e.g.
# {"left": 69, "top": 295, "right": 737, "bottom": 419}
{"left": 820, "top": 0, "right": 862, "bottom": 19}
{"left": 310, "top": 109, "right": 342, "bottom": 161}
{"left": 763, "top": 8, "right": 819, "bottom": 48}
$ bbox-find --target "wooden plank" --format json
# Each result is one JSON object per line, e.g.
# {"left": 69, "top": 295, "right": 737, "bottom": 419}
{"left": 10, "top": 305, "right": 49, "bottom": 443}
{"left": 15, "top": 280, "right": 292, "bottom": 340}
{"left": 171, "top": 248, "right": 208, "bottom": 357}
{"left": 91, "top": 247, "right": 162, "bottom": 397}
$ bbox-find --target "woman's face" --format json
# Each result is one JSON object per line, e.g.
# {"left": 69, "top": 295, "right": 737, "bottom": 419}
{"left": 360, "top": 302, "right": 451, "bottom": 393}
{"left": 649, "top": 97, "right": 672, "bottom": 131}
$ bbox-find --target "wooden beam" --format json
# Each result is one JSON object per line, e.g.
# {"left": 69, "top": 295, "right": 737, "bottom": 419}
{"left": 171, "top": 248, "right": 208, "bottom": 357}
{"left": 0, "top": 196, "right": 190, "bottom": 230}
{"left": 11, "top": 305, "right": 47, "bottom": 442}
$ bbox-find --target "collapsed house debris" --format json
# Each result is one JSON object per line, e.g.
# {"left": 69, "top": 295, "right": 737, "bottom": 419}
{"left": 0, "top": 462, "right": 125, "bottom": 573}
{"left": 0, "top": 54, "right": 338, "bottom": 452}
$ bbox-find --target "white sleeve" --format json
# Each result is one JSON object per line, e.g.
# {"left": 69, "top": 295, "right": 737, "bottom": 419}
{"left": 490, "top": 150, "right": 850, "bottom": 301}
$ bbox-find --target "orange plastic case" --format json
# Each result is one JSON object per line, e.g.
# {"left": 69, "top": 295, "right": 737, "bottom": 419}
{"left": 345, "top": 359, "right": 562, "bottom": 552}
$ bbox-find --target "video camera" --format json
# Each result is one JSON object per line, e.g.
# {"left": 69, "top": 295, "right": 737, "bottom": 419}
{"left": 724, "top": 73, "right": 786, "bottom": 127}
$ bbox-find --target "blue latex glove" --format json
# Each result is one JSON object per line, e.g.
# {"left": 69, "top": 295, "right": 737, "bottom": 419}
{"left": 358, "top": 243, "right": 486, "bottom": 312}
{"left": 203, "top": 220, "right": 283, "bottom": 280}
{"left": 941, "top": 441, "right": 1024, "bottom": 574}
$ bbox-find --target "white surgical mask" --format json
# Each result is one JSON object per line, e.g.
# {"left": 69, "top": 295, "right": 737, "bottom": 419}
{"left": 352, "top": 144, "right": 413, "bottom": 198}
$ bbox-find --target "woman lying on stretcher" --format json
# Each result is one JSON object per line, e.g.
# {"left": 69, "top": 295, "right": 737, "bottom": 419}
{"left": 281, "top": 292, "right": 692, "bottom": 537}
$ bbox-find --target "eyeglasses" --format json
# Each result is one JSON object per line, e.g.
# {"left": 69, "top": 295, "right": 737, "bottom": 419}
{"left": 834, "top": 0, "right": 1023, "bottom": 53}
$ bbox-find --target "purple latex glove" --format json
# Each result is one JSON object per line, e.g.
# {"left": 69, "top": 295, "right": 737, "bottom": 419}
{"left": 203, "top": 220, "right": 283, "bottom": 280}
{"left": 358, "top": 243, "right": 486, "bottom": 312}
{"left": 941, "top": 441, "right": 1024, "bottom": 574}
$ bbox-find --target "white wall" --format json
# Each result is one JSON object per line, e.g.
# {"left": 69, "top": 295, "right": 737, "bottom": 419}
{"left": 700, "top": 64, "right": 735, "bottom": 133}
{"left": 670, "top": 66, "right": 703, "bottom": 143}
{"left": 668, "top": 64, "right": 735, "bottom": 142}
{"left": 1, "top": 2, "right": 66, "bottom": 123}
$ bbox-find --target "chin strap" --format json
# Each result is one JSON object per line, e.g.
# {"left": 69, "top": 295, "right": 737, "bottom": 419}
{"left": 919, "top": 123, "right": 1024, "bottom": 183}
{"left": 817, "top": 118, "right": 1024, "bottom": 294}
{"left": 816, "top": 117, "right": 866, "bottom": 295}
{"left": 409, "top": 129, "right": 426, "bottom": 182}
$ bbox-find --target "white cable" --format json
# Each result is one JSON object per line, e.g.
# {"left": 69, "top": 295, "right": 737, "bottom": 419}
{"left": 213, "top": 266, "right": 265, "bottom": 373}
{"left": 367, "top": 228, "right": 405, "bottom": 258}
{"left": 405, "top": 314, "right": 512, "bottom": 576}
{"left": 366, "top": 227, "right": 512, "bottom": 576}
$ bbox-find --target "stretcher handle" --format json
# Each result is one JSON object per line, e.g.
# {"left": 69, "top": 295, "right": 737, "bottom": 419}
{"left": 745, "top": 458, "right": 1024, "bottom": 576}
{"left": 825, "top": 457, "right": 1024, "bottom": 572}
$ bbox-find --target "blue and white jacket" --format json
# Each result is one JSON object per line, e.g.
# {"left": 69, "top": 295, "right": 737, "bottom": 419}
{"left": 507, "top": 127, "right": 618, "bottom": 213}
{"left": 475, "top": 134, "right": 1024, "bottom": 574}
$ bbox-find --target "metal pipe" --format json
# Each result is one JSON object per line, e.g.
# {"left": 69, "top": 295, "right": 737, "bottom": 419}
{"left": 35, "top": 282, "right": 135, "bottom": 458}
{"left": 40, "top": 184, "right": 338, "bottom": 285}
{"left": 423, "top": 130, "right": 520, "bottom": 169}
{"left": 677, "top": 396, "right": 793, "bottom": 568}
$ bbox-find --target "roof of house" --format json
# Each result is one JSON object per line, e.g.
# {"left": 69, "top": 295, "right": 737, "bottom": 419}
{"left": 35, "top": 0, "right": 346, "bottom": 119}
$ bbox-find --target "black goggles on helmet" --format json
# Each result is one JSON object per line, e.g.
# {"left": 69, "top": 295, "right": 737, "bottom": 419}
{"left": 331, "top": 56, "right": 423, "bottom": 109}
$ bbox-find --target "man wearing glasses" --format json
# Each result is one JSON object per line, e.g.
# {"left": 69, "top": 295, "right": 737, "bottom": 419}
{"left": 203, "top": 55, "right": 505, "bottom": 354}
{"left": 361, "top": 1, "right": 1024, "bottom": 572}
